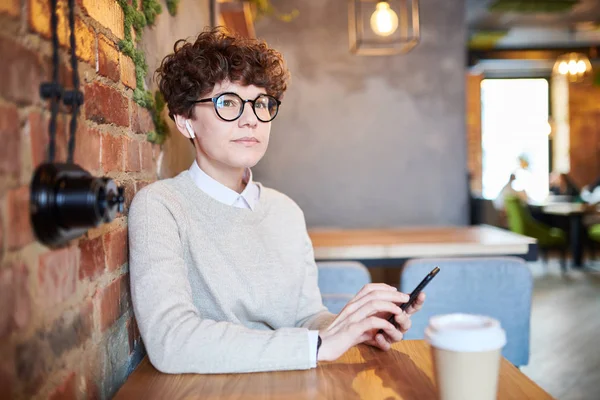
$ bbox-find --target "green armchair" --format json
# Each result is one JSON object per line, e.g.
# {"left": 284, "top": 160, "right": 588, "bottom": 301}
{"left": 504, "top": 196, "right": 568, "bottom": 270}
{"left": 589, "top": 224, "right": 600, "bottom": 244}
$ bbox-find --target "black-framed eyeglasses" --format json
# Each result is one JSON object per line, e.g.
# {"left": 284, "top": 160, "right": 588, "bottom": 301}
{"left": 193, "top": 92, "right": 281, "bottom": 122}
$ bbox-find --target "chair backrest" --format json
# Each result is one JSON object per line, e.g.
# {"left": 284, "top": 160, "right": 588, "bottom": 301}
{"left": 400, "top": 257, "right": 532, "bottom": 366}
{"left": 317, "top": 261, "right": 371, "bottom": 313}
{"left": 504, "top": 196, "right": 531, "bottom": 235}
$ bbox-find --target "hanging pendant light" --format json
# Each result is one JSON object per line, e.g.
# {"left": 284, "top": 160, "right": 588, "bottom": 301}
{"left": 349, "top": 0, "right": 420, "bottom": 56}
{"left": 553, "top": 52, "right": 593, "bottom": 83}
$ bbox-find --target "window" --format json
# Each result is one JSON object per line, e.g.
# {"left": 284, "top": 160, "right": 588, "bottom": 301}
{"left": 481, "top": 78, "right": 550, "bottom": 203}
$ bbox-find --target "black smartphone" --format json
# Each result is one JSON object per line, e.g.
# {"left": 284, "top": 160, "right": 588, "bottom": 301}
{"left": 386, "top": 266, "right": 440, "bottom": 328}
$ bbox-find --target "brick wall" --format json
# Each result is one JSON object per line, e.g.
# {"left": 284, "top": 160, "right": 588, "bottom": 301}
{"left": 466, "top": 72, "right": 483, "bottom": 195}
{"left": 568, "top": 83, "right": 600, "bottom": 187}
{"left": 0, "top": 1, "right": 160, "bottom": 399}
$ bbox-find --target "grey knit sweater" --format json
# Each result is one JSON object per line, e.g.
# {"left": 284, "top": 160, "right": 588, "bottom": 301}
{"left": 128, "top": 171, "right": 336, "bottom": 374}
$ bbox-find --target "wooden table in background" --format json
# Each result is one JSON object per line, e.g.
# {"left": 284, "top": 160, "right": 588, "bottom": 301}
{"left": 114, "top": 340, "right": 553, "bottom": 399}
{"left": 308, "top": 225, "right": 538, "bottom": 267}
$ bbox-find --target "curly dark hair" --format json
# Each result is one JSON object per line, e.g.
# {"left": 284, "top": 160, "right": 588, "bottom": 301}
{"left": 156, "top": 27, "right": 290, "bottom": 120}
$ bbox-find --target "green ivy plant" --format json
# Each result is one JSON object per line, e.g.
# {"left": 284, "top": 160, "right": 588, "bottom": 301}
{"left": 117, "top": 0, "right": 174, "bottom": 144}
{"left": 166, "top": 0, "right": 180, "bottom": 16}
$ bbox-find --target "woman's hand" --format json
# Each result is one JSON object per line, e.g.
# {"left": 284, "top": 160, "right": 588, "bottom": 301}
{"left": 317, "top": 283, "right": 409, "bottom": 362}
{"left": 365, "top": 292, "right": 426, "bottom": 351}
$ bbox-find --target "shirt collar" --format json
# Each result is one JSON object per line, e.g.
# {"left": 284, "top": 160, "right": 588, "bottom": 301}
{"left": 188, "top": 160, "right": 260, "bottom": 210}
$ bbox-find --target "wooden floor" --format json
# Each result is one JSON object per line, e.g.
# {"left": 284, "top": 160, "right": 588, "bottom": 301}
{"left": 520, "top": 259, "right": 600, "bottom": 400}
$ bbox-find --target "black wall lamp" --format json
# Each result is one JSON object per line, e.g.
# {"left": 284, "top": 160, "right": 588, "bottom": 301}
{"left": 30, "top": 0, "right": 124, "bottom": 248}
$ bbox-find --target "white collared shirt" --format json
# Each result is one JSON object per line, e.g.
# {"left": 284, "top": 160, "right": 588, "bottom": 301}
{"left": 187, "top": 160, "right": 320, "bottom": 367}
{"left": 188, "top": 160, "right": 261, "bottom": 210}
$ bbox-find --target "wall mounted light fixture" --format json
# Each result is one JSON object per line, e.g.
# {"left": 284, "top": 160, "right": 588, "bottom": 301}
{"left": 552, "top": 52, "right": 594, "bottom": 84}
{"left": 349, "top": 0, "right": 420, "bottom": 56}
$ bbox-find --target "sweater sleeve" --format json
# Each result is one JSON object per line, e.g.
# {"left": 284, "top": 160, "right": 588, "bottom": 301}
{"left": 294, "top": 224, "right": 337, "bottom": 331}
{"left": 128, "top": 187, "right": 313, "bottom": 374}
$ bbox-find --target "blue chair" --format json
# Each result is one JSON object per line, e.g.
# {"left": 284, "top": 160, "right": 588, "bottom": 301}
{"left": 400, "top": 257, "right": 533, "bottom": 367}
{"left": 317, "top": 261, "right": 371, "bottom": 314}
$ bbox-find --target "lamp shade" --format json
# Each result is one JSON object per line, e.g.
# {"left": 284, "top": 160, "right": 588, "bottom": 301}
{"left": 349, "top": 0, "right": 420, "bottom": 56}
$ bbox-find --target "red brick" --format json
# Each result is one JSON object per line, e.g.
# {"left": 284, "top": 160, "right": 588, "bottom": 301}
{"left": 0, "top": 357, "right": 13, "bottom": 400}
{"left": 124, "top": 138, "right": 141, "bottom": 172}
{"left": 0, "top": 104, "right": 20, "bottom": 178}
{"left": 140, "top": 141, "right": 154, "bottom": 173}
{"left": 132, "top": 104, "right": 154, "bottom": 135}
{"left": 38, "top": 246, "right": 79, "bottom": 308}
{"left": 101, "top": 134, "right": 124, "bottom": 172}
{"left": 103, "top": 228, "right": 127, "bottom": 272}
{"left": 96, "top": 274, "right": 130, "bottom": 332}
{"left": 98, "top": 34, "right": 119, "bottom": 82}
{"left": 79, "top": 237, "right": 105, "bottom": 280}
{"left": 0, "top": 213, "right": 3, "bottom": 260}
{"left": 0, "top": 31, "right": 43, "bottom": 105}
{"left": 0, "top": 263, "right": 31, "bottom": 339}
{"left": 29, "top": 0, "right": 67, "bottom": 40}
{"left": 80, "top": 0, "right": 125, "bottom": 39}
{"left": 7, "top": 187, "right": 35, "bottom": 250}
{"left": 73, "top": 124, "right": 101, "bottom": 172}
{"left": 120, "top": 55, "right": 136, "bottom": 89}
{"left": 49, "top": 372, "right": 76, "bottom": 400}
{"left": 0, "top": 0, "right": 20, "bottom": 18}
{"left": 28, "top": 111, "right": 68, "bottom": 166}
{"left": 28, "top": 0, "right": 95, "bottom": 63}
{"left": 84, "top": 83, "right": 129, "bottom": 127}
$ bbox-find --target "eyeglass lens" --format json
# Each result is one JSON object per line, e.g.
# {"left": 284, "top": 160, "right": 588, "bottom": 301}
{"left": 214, "top": 93, "right": 278, "bottom": 122}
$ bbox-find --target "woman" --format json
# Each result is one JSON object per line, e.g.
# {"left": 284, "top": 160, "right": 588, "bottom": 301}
{"left": 128, "top": 28, "right": 425, "bottom": 374}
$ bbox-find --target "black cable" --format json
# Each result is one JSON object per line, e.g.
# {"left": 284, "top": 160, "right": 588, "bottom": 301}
{"left": 66, "top": 0, "right": 81, "bottom": 163}
{"left": 46, "top": 0, "right": 60, "bottom": 163}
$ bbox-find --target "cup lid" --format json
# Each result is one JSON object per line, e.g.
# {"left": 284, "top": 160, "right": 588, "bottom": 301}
{"left": 424, "top": 313, "right": 506, "bottom": 352}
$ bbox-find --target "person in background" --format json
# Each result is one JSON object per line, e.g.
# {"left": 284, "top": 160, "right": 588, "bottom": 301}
{"left": 549, "top": 172, "right": 580, "bottom": 198}
{"left": 127, "top": 28, "right": 425, "bottom": 375}
{"left": 493, "top": 173, "right": 529, "bottom": 211}
{"left": 580, "top": 176, "right": 600, "bottom": 205}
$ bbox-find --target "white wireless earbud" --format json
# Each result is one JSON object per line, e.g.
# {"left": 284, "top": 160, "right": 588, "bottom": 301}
{"left": 185, "top": 120, "right": 196, "bottom": 139}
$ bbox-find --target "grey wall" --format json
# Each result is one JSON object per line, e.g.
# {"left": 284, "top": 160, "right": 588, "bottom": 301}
{"left": 254, "top": 0, "right": 468, "bottom": 228}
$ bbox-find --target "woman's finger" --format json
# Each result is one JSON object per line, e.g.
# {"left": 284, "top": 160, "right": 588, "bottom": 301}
{"left": 375, "top": 333, "right": 391, "bottom": 351}
{"left": 354, "top": 316, "right": 397, "bottom": 340}
{"left": 365, "top": 333, "right": 391, "bottom": 351}
{"left": 405, "top": 292, "right": 426, "bottom": 315}
{"left": 395, "top": 311, "right": 412, "bottom": 333}
{"left": 347, "top": 300, "right": 402, "bottom": 324}
{"left": 349, "top": 283, "right": 398, "bottom": 305}
{"left": 345, "top": 290, "right": 409, "bottom": 317}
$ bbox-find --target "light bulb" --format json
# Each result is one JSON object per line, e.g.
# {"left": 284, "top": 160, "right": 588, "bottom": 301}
{"left": 370, "top": 2, "right": 398, "bottom": 37}
{"left": 558, "top": 61, "right": 569, "bottom": 75}
{"left": 577, "top": 60, "right": 587, "bottom": 74}
{"left": 568, "top": 60, "right": 578, "bottom": 75}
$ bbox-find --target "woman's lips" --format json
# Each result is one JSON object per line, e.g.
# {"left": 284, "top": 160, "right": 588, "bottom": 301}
{"left": 232, "top": 137, "right": 259, "bottom": 145}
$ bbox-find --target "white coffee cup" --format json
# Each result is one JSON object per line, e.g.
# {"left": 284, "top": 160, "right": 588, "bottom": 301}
{"left": 425, "top": 313, "right": 507, "bottom": 400}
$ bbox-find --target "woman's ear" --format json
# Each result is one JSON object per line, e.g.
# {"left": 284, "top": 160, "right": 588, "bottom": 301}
{"left": 174, "top": 114, "right": 195, "bottom": 139}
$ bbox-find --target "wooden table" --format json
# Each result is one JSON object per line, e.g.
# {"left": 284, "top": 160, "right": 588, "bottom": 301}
{"left": 308, "top": 225, "right": 537, "bottom": 267}
{"left": 114, "top": 340, "right": 553, "bottom": 399}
